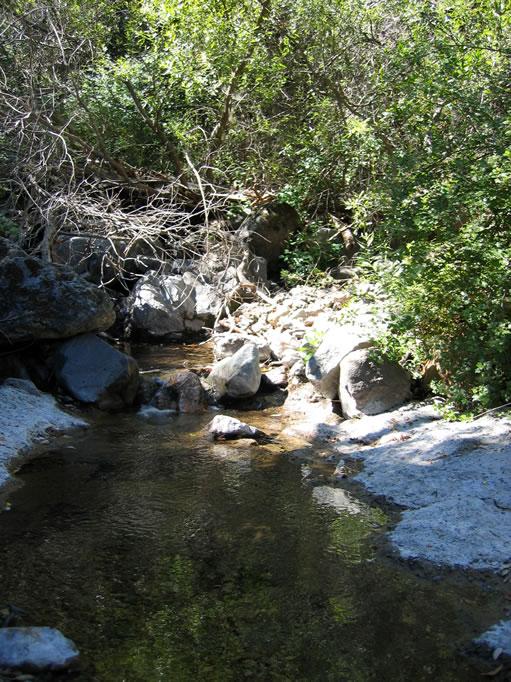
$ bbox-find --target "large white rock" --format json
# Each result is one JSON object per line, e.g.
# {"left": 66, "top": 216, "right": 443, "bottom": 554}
{"left": 208, "top": 343, "right": 261, "bottom": 399}
{"left": 305, "top": 326, "right": 372, "bottom": 399}
{"left": 0, "top": 627, "right": 80, "bottom": 671}
{"left": 129, "top": 272, "right": 195, "bottom": 338}
{"left": 0, "top": 380, "right": 87, "bottom": 490}
{"left": 339, "top": 348, "right": 411, "bottom": 418}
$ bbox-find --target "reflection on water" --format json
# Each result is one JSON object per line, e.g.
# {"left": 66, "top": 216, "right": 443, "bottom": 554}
{"left": 0, "top": 345, "right": 497, "bottom": 680}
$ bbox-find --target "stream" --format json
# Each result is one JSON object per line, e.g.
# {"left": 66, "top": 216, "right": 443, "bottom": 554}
{"left": 0, "top": 344, "right": 503, "bottom": 680}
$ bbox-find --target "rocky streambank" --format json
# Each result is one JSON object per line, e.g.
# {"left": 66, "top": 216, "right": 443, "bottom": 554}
{"left": 1, "top": 232, "right": 511, "bottom": 672}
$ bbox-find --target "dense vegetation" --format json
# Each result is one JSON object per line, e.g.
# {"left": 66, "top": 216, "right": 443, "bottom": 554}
{"left": 1, "top": 0, "right": 511, "bottom": 413}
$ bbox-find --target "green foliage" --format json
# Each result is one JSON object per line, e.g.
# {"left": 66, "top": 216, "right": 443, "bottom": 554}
{"left": 281, "top": 220, "right": 344, "bottom": 286}
{"left": 299, "top": 330, "right": 325, "bottom": 364}
{"left": 4, "top": 0, "right": 511, "bottom": 412}
{"left": 0, "top": 213, "right": 20, "bottom": 240}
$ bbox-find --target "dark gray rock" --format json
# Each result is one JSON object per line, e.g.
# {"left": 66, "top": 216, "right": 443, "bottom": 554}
{"left": 0, "top": 237, "right": 115, "bottom": 347}
{"left": 165, "top": 370, "right": 208, "bottom": 413}
{"left": 0, "top": 627, "right": 80, "bottom": 672}
{"left": 237, "top": 202, "right": 300, "bottom": 272}
{"left": 339, "top": 348, "right": 411, "bottom": 417}
{"left": 54, "top": 333, "right": 139, "bottom": 410}
{"left": 208, "top": 343, "right": 261, "bottom": 399}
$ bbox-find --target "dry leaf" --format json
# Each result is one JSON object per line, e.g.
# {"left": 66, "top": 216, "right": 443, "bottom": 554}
{"left": 492, "top": 647, "right": 503, "bottom": 661}
{"left": 482, "top": 664, "right": 503, "bottom": 677}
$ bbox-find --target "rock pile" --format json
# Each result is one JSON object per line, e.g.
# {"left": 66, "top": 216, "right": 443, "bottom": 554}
{"left": 209, "top": 284, "right": 411, "bottom": 419}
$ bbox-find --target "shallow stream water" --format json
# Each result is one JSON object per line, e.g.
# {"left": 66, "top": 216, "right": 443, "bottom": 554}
{"left": 0, "top": 344, "right": 504, "bottom": 680}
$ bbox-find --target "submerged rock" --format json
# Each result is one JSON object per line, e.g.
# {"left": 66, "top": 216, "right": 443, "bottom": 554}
{"left": 0, "top": 627, "right": 80, "bottom": 672}
{"left": 137, "top": 405, "right": 176, "bottom": 424}
{"left": 475, "top": 619, "right": 511, "bottom": 655}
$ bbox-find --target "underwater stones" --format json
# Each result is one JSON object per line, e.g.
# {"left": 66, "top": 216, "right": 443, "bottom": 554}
{"left": 0, "top": 627, "right": 80, "bottom": 673}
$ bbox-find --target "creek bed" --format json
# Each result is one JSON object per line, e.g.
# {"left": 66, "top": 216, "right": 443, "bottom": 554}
{"left": 0, "top": 344, "right": 503, "bottom": 680}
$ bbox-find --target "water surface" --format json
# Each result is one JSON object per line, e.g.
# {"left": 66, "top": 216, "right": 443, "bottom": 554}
{"left": 0, "top": 345, "right": 500, "bottom": 680}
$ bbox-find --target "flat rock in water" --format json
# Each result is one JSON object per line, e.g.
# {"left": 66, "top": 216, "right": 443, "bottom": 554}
{"left": 0, "top": 627, "right": 80, "bottom": 671}
{"left": 475, "top": 619, "right": 511, "bottom": 655}
{"left": 0, "top": 380, "right": 88, "bottom": 490}
{"left": 207, "top": 415, "right": 265, "bottom": 440}
{"left": 347, "top": 410, "right": 511, "bottom": 569}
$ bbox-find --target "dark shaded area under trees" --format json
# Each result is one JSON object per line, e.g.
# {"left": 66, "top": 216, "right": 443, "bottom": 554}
{"left": 1, "top": 0, "right": 511, "bottom": 413}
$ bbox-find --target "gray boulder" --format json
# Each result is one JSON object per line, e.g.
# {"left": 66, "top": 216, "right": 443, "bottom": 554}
{"left": 181, "top": 271, "right": 225, "bottom": 325}
{"left": 129, "top": 272, "right": 195, "bottom": 339}
{"left": 213, "top": 332, "right": 271, "bottom": 362}
{"left": 207, "top": 415, "right": 265, "bottom": 440}
{"left": 54, "top": 334, "right": 139, "bottom": 410}
{"left": 237, "top": 202, "right": 300, "bottom": 272}
{"left": 0, "top": 627, "right": 80, "bottom": 672}
{"left": 0, "top": 237, "right": 115, "bottom": 347}
{"left": 208, "top": 343, "right": 261, "bottom": 399}
{"left": 305, "top": 326, "right": 372, "bottom": 399}
{"left": 339, "top": 348, "right": 411, "bottom": 418}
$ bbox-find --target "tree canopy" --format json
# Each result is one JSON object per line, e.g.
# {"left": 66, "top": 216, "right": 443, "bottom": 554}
{"left": 1, "top": 0, "right": 511, "bottom": 413}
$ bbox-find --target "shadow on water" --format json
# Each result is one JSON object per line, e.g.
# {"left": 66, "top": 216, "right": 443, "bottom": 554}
{"left": 0, "top": 344, "right": 504, "bottom": 680}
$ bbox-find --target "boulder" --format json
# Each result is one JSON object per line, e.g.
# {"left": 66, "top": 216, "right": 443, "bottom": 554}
{"left": 208, "top": 343, "right": 261, "bottom": 399}
{"left": 54, "top": 334, "right": 139, "bottom": 410}
{"left": 339, "top": 348, "right": 411, "bottom": 418}
{"left": 166, "top": 370, "right": 208, "bottom": 412}
{"left": 150, "top": 381, "right": 178, "bottom": 411}
{"left": 188, "top": 278, "right": 225, "bottom": 325}
{"left": 236, "top": 202, "right": 300, "bottom": 273}
{"left": 0, "top": 237, "right": 115, "bottom": 347}
{"left": 262, "top": 366, "right": 288, "bottom": 388}
{"left": 0, "top": 380, "right": 88, "bottom": 489}
{"left": 207, "top": 415, "right": 265, "bottom": 440}
{"left": 305, "top": 326, "right": 372, "bottom": 399}
{"left": 128, "top": 272, "right": 195, "bottom": 339}
{"left": 213, "top": 332, "right": 272, "bottom": 362}
{"left": 0, "top": 627, "right": 80, "bottom": 672}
